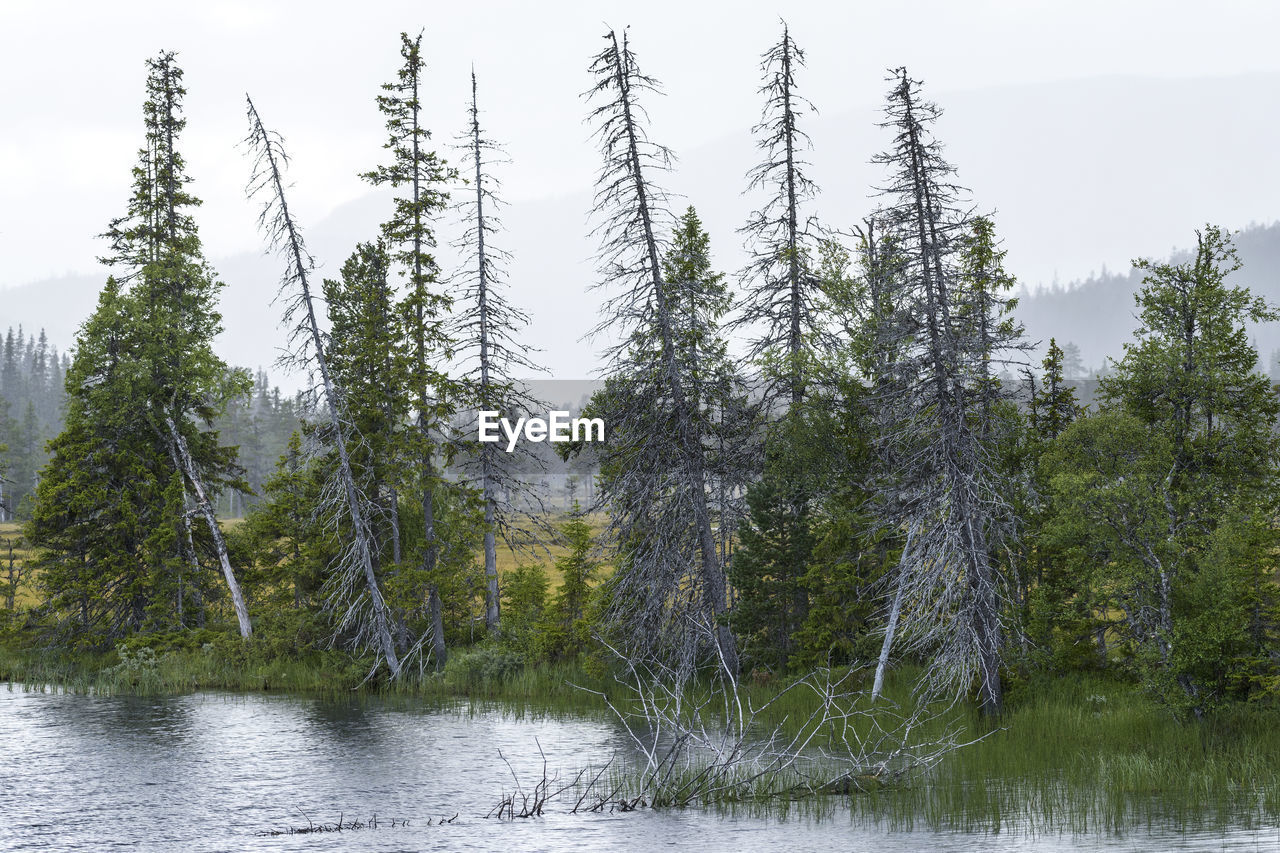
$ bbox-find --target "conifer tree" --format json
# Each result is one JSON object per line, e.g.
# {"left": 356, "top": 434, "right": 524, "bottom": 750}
{"left": 33, "top": 52, "right": 251, "bottom": 639}
{"left": 728, "top": 456, "right": 815, "bottom": 672}
{"left": 323, "top": 241, "right": 409, "bottom": 568}
{"left": 0, "top": 403, "right": 8, "bottom": 523}
{"left": 538, "top": 506, "right": 599, "bottom": 660}
{"left": 1045, "top": 225, "right": 1280, "bottom": 714}
{"left": 239, "top": 431, "right": 327, "bottom": 611}
{"left": 1031, "top": 339, "right": 1080, "bottom": 440}
{"left": 361, "top": 32, "right": 457, "bottom": 662}
{"left": 867, "top": 70, "right": 1022, "bottom": 715}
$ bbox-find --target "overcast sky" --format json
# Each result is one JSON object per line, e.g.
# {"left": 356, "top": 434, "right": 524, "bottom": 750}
{"left": 4, "top": 1, "right": 1280, "bottom": 374}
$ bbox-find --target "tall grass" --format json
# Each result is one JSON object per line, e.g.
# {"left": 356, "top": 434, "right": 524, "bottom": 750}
{"left": 852, "top": 672, "right": 1280, "bottom": 834}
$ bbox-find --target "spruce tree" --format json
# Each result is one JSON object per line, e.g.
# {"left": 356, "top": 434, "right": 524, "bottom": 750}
{"left": 244, "top": 96, "right": 403, "bottom": 675}
{"left": 361, "top": 32, "right": 458, "bottom": 665}
{"left": 735, "top": 22, "right": 824, "bottom": 407}
{"left": 866, "top": 70, "right": 1022, "bottom": 715}
{"left": 323, "top": 241, "right": 409, "bottom": 569}
{"left": 583, "top": 29, "right": 745, "bottom": 678}
{"left": 1032, "top": 339, "right": 1080, "bottom": 440}
{"left": 33, "top": 53, "right": 252, "bottom": 639}
{"left": 1047, "top": 225, "right": 1280, "bottom": 714}
{"left": 728, "top": 458, "right": 814, "bottom": 672}
{"left": 539, "top": 506, "right": 599, "bottom": 661}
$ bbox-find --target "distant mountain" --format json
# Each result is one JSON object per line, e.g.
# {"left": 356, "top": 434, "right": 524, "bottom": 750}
{"left": 1015, "top": 221, "right": 1280, "bottom": 375}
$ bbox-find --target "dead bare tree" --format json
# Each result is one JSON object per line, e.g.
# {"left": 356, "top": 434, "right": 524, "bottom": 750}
{"left": 734, "top": 21, "right": 827, "bottom": 409}
{"left": 583, "top": 28, "right": 740, "bottom": 675}
{"left": 448, "top": 70, "right": 551, "bottom": 635}
{"left": 165, "top": 416, "right": 252, "bottom": 637}
{"left": 557, "top": 617, "right": 984, "bottom": 808}
{"left": 243, "top": 95, "right": 402, "bottom": 678}
{"left": 865, "top": 69, "right": 1026, "bottom": 716}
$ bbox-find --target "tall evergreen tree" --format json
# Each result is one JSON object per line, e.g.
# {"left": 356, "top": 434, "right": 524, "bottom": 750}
{"left": 323, "top": 241, "right": 409, "bottom": 570}
{"left": 361, "top": 31, "right": 458, "bottom": 664}
{"left": 32, "top": 52, "right": 252, "bottom": 639}
{"left": 0, "top": 398, "right": 9, "bottom": 522}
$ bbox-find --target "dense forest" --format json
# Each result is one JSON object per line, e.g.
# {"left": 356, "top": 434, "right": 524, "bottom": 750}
{"left": 2, "top": 24, "right": 1278, "bottom": 741}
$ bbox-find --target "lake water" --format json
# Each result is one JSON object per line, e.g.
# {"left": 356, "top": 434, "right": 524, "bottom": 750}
{"left": 1, "top": 687, "right": 1277, "bottom": 852}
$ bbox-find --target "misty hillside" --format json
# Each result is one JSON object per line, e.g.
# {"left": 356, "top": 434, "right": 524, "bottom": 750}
{"left": 1016, "top": 221, "right": 1280, "bottom": 375}
{"left": 10, "top": 217, "right": 1280, "bottom": 389}
{"left": 6, "top": 73, "right": 1280, "bottom": 381}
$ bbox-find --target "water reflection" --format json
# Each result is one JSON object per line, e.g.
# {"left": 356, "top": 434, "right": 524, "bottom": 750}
{"left": 1, "top": 686, "right": 1277, "bottom": 852}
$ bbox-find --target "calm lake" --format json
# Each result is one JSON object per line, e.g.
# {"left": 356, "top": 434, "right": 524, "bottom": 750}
{"left": 1, "top": 687, "right": 1276, "bottom": 852}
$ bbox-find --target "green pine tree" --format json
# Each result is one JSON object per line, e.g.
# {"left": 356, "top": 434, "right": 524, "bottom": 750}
{"left": 1044, "top": 225, "right": 1280, "bottom": 715}
{"left": 30, "top": 52, "right": 252, "bottom": 642}
{"left": 539, "top": 506, "right": 599, "bottom": 661}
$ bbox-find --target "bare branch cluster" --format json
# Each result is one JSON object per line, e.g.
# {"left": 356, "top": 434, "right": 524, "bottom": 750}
{"left": 863, "top": 69, "right": 1030, "bottom": 715}
{"left": 244, "top": 96, "right": 403, "bottom": 677}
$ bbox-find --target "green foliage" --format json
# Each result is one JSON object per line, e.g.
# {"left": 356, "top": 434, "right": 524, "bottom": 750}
{"left": 498, "top": 563, "right": 549, "bottom": 659}
{"left": 442, "top": 645, "right": 526, "bottom": 690}
{"left": 538, "top": 509, "right": 600, "bottom": 661}
{"left": 730, "top": 382, "right": 885, "bottom": 673}
{"left": 1027, "top": 338, "right": 1081, "bottom": 441}
{"left": 1035, "top": 226, "right": 1280, "bottom": 715}
{"left": 728, "top": 451, "right": 815, "bottom": 673}
{"left": 0, "top": 328, "right": 67, "bottom": 519}
{"left": 235, "top": 431, "right": 330, "bottom": 610}
{"left": 362, "top": 29, "right": 458, "bottom": 470}
{"left": 30, "top": 51, "right": 248, "bottom": 644}
{"left": 385, "top": 480, "right": 485, "bottom": 646}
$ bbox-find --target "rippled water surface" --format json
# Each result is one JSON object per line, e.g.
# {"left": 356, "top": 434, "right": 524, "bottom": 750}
{"left": 1, "top": 687, "right": 1277, "bottom": 852}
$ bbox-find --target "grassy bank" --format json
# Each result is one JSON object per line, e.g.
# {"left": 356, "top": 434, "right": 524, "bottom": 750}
{"left": 0, "top": 637, "right": 612, "bottom": 707}
{"left": 859, "top": 673, "right": 1280, "bottom": 834}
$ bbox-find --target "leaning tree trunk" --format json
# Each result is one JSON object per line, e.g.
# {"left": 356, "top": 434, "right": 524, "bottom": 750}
{"left": 244, "top": 97, "right": 401, "bottom": 677}
{"left": 166, "top": 416, "right": 252, "bottom": 638}
{"left": 605, "top": 31, "right": 739, "bottom": 674}
{"left": 873, "top": 526, "right": 914, "bottom": 701}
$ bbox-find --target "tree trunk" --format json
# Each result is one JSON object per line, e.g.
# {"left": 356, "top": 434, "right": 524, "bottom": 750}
{"left": 245, "top": 97, "right": 402, "bottom": 677}
{"left": 608, "top": 33, "right": 739, "bottom": 674}
{"left": 483, "top": 455, "right": 500, "bottom": 633}
{"left": 388, "top": 486, "right": 402, "bottom": 565}
{"left": 428, "top": 583, "right": 447, "bottom": 670}
{"left": 962, "top": 514, "right": 1003, "bottom": 717}
{"left": 166, "top": 417, "right": 252, "bottom": 638}
{"left": 873, "top": 528, "right": 914, "bottom": 701}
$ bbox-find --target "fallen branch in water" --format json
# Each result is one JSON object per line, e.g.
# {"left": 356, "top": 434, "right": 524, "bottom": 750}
{"left": 560, "top": 616, "right": 992, "bottom": 810}
{"left": 256, "top": 806, "right": 453, "bottom": 836}
{"left": 487, "top": 738, "right": 589, "bottom": 819}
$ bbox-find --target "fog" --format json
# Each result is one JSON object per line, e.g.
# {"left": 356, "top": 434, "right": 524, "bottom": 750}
{"left": 4, "top": 1, "right": 1280, "bottom": 378}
